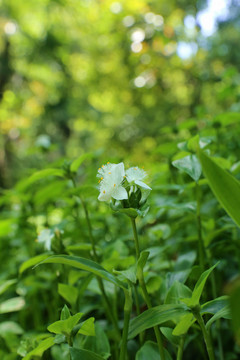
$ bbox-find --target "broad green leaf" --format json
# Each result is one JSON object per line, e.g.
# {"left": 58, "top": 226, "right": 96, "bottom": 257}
{"left": 229, "top": 284, "right": 240, "bottom": 339}
{"left": 172, "top": 313, "right": 195, "bottom": 336}
{"left": 128, "top": 304, "right": 188, "bottom": 339}
{"left": 58, "top": 283, "right": 78, "bottom": 307}
{"left": 19, "top": 254, "right": 52, "bottom": 274}
{"left": 17, "top": 168, "right": 64, "bottom": 191}
{"left": 78, "top": 317, "right": 95, "bottom": 336}
{"left": 165, "top": 281, "right": 192, "bottom": 305}
{"left": 0, "top": 321, "right": 24, "bottom": 335}
{"left": 22, "top": 337, "right": 55, "bottom": 360}
{"left": 0, "top": 279, "right": 17, "bottom": 295}
{"left": 70, "top": 152, "right": 94, "bottom": 173}
{"left": 172, "top": 155, "right": 202, "bottom": 182}
{"left": 206, "top": 306, "right": 231, "bottom": 329}
{"left": 70, "top": 347, "right": 105, "bottom": 360}
{"left": 201, "top": 296, "right": 229, "bottom": 315}
{"left": 181, "top": 263, "right": 219, "bottom": 308}
{"left": 61, "top": 304, "right": 71, "bottom": 320}
{"left": 114, "top": 265, "right": 137, "bottom": 284}
{"left": 36, "top": 255, "right": 127, "bottom": 289}
{"left": 136, "top": 341, "right": 172, "bottom": 360}
{"left": 83, "top": 322, "right": 110, "bottom": 356}
{"left": 118, "top": 208, "right": 138, "bottom": 218}
{"left": 199, "top": 150, "right": 240, "bottom": 227}
{"left": 160, "top": 327, "right": 180, "bottom": 346}
{"left": 0, "top": 297, "right": 25, "bottom": 314}
{"left": 47, "top": 312, "right": 83, "bottom": 335}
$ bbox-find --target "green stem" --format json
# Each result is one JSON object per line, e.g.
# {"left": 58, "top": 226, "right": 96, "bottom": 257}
{"left": 193, "top": 309, "right": 215, "bottom": 360}
{"left": 177, "top": 336, "right": 185, "bottom": 360}
{"left": 119, "top": 289, "right": 132, "bottom": 360}
{"left": 131, "top": 218, "right": 140, "bottom": 259}
{"left": 196, "top": 182, "right": 205, "bottom": 272}
{"left": 131, "top": 218, "right": 165, "bottom": 360}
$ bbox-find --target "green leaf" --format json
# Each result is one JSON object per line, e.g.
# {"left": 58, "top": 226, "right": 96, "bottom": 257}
{"left": 136, "top": 341, "right": 172, "bottom": 360}
{"left": 58, "top": 283, "right": 78, "bottom": 307}
{"left": 0, "top": 279, "right": 17, "bottom": 295}
{"left": 78, "top": 317, "right": 95, "bottom": 336}
{"left": 113, "top": 265, "right": 137, "bottom": 284}
{"left": 19, "top": 254, "right": 52, "bottom": 274}
{"left": 22, "top": 337, "right": 55, "bottom": 360}
{"left": 201, "top": 296, "right": 229, "bottom": 315}
{"left": 70, "top": 347, "right": 105, "bottom": 360}
{"left": 17, "top": 168, "right": 64, "bottom": 191}
{"left": 0, "top": 321, "right": 24, "bottom": 335}
{"left": 172, "top": 313, "right": 195, "bottom": 336}
{"left": 70, "top": 152, "right": 94, "bottom": 173}
{"left": 128, "top": 304, "right": 188, "bottom": 339}
{"left": 36, "top": 255, "right": 127, "bottom": 289}
{"left": 47, "top": 312, "right": 83, "bottom": 335}
{"left": 160, "top": 327, "right": 180, "bottom": 346}
{"left": 199, "top": 150, "right": 240, "bottom": 227}
{"left": 61, "top": 304, "right": 71, "bottom": 320}
{"left": 172, "top": 154, "right": 202, "bottom": 182}
{"left": 206, "top": 306, "right": 231, "bottom": 330}
{"left": 181, "top": 263, "right": 219, "bottom": 308}
{"left": 83, "top": 322, "right": 110, "bottom": 357}
{"left": 0, "top": 297, "right": 25, "bottom": 314}
{"left": 137, "top": 251, "right": 149, "bottom": 279}
{"left": 165, "top": 281, "right": 192, "bottom": 305}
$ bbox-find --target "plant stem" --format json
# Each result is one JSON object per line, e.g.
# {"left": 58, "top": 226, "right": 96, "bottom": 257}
{"left": 196, "top": 182, "right": 205, "bottom": 272}
{"left": 119, "top": 288, "right": 132, "bottom": 360}
{"left": 131, "top": 218, "right": 140, "bottom": 259}
{"left": 177, "top": 336, "right": 185, "bottom": 360}
{"left": 193, "top": 310, "right": 215, "bottom": 360}
{"left": 130, "top": 218, "right": 165, "bottom": 360}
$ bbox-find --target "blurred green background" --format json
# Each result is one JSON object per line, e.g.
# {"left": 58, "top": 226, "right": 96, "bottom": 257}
{"left": 0, "top": 0, "right": 240, "bottom": 186}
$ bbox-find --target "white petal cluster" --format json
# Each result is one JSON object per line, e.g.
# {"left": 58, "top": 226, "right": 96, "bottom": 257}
{"left": 126, "top": 167, "right": 152, "bottom": 190}
{"left": 37, "top": 229, "right": 54, "bottom": 250}
{"left": 97, "top": 162, "right": 151, "bottom": 202}
{"left": 98, "top": 162, "right": 128, "bottom": 202}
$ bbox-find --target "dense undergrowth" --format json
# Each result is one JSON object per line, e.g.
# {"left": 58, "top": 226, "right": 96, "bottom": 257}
{"left": 1, "top": 117, "right": 240, "bottom": 360}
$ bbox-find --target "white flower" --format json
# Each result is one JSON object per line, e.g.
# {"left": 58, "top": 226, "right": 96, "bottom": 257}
{"left": 98, "top": 162, "right": 128, "bottom": 202}
{"left": 37, "top": 229, "right": 54, "bottom": 250}
{"left": 126, "top": 166, "right": 152, "bottom": 190}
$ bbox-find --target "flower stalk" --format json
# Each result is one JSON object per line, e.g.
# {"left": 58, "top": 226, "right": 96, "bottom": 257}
{"left": 130, "top": 218, "right": 166, "bottom": 360}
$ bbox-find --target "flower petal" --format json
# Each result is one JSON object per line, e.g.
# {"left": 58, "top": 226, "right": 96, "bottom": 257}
{"left": 135, "top": 180, "right": 152, "bottom": 190}
{"left": 112, "top": 186, "right": 128, "bottom": 200}
{"left": 98, "top": 191, "right": 112, "bottom": 202}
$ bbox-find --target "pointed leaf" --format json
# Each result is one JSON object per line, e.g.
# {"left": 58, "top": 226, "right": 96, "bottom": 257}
{"left": 36, "top": 255, "right": 127, "bottom": 289}
{"left": 128, "top": 304, "right": 188, "bottom": 339}
{"left": 172, "top": 155, "right": 202, "bottom": 182}
{"left": 70, "top": 347, "right": 105, "bottom": 360}
{"left": 70, "top": 152, "right": 94, "bottom": 173}
{"left": 199, "top": 150, "right": 240, "bottom": 227}
{"left": 172, "top": 313, "right": 195, "bottom": 336}
{"left": 61, "top": 304, "right": 71, "bottom": 320}
{"left": 23, "top": 337, "right": 55, "bottom": 360}
{"left": 181, "top": 263, "right": 219, "bottom": 307}
{"left": 78, "top": 317, "right": 95, "bottom": 336}
{"left": 206, "top": 306, "right": 231, "bottom": 330}
{"left": 48, "top": 312, "right": 83, "bottom": 335}
{"left": 19, "top": 254, "right": 52, "bottom": 274}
